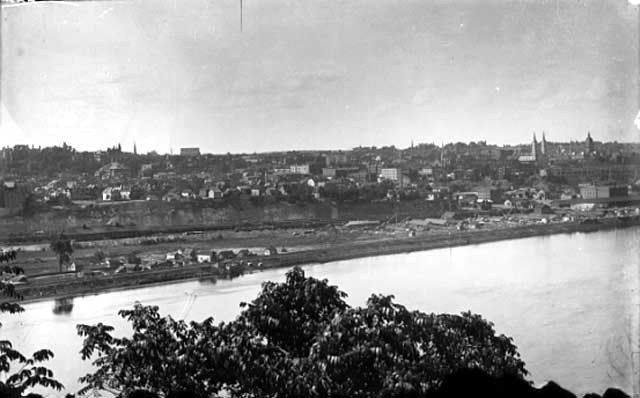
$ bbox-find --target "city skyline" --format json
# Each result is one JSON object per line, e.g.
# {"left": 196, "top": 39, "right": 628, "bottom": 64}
{"left": 1, "top": 0, "right": 639, "bottom": 153}
{"left": 0, "top": 130, "right": 632, "bottom": 156}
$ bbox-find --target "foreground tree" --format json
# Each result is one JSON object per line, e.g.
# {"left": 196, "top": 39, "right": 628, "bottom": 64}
{"left": 76, "top": 305, "right": 227, "bottom": 398}
{"left": 237, "top": 266, "right": 348, "bottom": 357}
{"left": 219, "top": 267, "right": 350, "bottom": 397}
{"left": 0, "top": 254, "right": 63, "bottom": 397}
{"left": 309, "top": 295, "right": 526, "bottom": 397}
{"left": 77, "top": 267, "right": 527, "bottom": 398}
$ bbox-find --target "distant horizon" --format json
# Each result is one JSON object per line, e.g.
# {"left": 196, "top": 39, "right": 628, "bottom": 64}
{"left": 2, "top": 132, "right": 639, "bottom": 157}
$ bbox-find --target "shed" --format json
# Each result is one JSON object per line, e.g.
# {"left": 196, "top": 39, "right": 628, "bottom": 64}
{"left": 534, "top": 204, "right": 554, "bottom": 215}
{"left": 197, "top": 254, "right": 212, "bottom": 263}
{"left": 264, "top": 246, "right": 278, "bottom": 256}
{"left": 217, "top": 250, "right": 236, "bottom": 260}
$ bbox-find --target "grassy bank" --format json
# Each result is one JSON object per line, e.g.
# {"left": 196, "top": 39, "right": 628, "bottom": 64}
{"left": 10, "top": 216, "right": 640, "bottom": 303}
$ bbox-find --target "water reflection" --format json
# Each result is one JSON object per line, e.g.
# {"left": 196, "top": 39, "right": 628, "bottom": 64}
{"left": 52, "top": 297, "right": 74, "bottom": 315}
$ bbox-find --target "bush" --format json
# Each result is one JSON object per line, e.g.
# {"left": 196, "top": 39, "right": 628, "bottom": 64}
{"left": 127, "top": 253, "right": 142, "bottom": 265}
{"left": 93, "top": 250, "right": 106, "bottom": 263}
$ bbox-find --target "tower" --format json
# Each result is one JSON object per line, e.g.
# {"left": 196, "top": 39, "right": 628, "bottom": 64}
{"left": 134, "top": 142, "right": 137, "bottom": 155}
{"left": 531, "top": 133, "right": 538, "bottom": 160}
{"left": 541, "top": 132, "right": 547, "bottom": 156}
{"left": 585, "top": 132, "right": 594, "bottom": 154}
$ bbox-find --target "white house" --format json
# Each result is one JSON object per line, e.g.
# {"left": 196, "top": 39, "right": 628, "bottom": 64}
{"left": 290, "top": 164, "right": 310, "bottom": 174}
{"left": 211, "top": 188, "right": 224, "bottom": 198}
{"left": 419, "top": 168, "right": 434, "bottom": 177}
{"left": 102, "top": 187, "right": 114, "bottom": 201}
{"left": 120, "top": 188, "right": 131, "bottom": 200}
{"left": 380, "top": 168, "right": 401, "bottom": 181}
{"left": 102, "top": 186, "right": 131, "bottom": 201}
{"left": 571, "top": 203, "right": 596, "bottom": 211}
{"left": 200, "top": 187, "right": 224, "bottom": 199}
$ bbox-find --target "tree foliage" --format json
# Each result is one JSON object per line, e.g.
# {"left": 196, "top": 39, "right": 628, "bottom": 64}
{"left": 50, "top": 233, "right": 74, "bottom": 273}
{"left": 77, "top": 267, "right": 527, "bottom": 398}
{"left": 308, "top": 295, "right": 526, "bottom": 397}
{"left": 237, "top": 266, "right": 348, "bottom": 357}
{"left": 0, "top": 254, "right": 63, "bottom": 397}
{"left": 76, "top": 308, "right": 226, "bottom": 398}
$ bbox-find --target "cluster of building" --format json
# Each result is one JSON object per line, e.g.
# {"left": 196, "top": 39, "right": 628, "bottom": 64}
{"left": 1, "top": 133, "right": 640, "bottom": 216}
{"left": 98, "top": 246, "right": 280, "bottom": 275}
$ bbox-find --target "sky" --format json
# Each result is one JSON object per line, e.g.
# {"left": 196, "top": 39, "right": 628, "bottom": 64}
{"left": 1, "top": 0, "right": 639, "bottom": 154}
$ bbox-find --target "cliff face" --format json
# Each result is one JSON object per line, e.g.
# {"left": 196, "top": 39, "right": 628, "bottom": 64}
{"left": 0, "top": 200, "right": 337, "bottom": 236}
{"left": 0, "top": 199, "right": 448, "bottom": 239}
{"left": 337, "top": 200, "right": 446, "bottom": 220}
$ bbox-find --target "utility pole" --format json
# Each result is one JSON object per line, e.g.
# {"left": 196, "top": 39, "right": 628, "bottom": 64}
{"left": 240, "top": 0, "right": 243, "bottom": 32}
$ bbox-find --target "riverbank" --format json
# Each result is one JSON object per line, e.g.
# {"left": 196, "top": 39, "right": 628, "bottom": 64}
{"left": 9, "top": 215, "right": 640, "bottom": 304}
{"left": 255, "top": 215, "right": 640, "bottom": 269}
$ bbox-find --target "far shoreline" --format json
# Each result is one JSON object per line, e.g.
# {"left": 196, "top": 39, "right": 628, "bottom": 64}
{"left": 15, "top": 216, "right": 640, "bottom": 306}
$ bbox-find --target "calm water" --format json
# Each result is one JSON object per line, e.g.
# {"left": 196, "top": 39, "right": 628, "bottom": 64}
{"left": 2, "top": 228, "right": 639, "bottom": 397}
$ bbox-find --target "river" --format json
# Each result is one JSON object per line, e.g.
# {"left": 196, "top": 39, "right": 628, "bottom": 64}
{"left": 2, "top": 227, "right": 639, "bottom": 397}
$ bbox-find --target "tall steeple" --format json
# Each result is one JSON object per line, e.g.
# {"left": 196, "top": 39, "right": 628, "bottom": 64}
{"left": 133, "top": 142, "right": 137, "bottom": 155}
{"left": 541, "top": 132, "right": 547, "bottom": 155}
{"left": 532, "top": 133, "right": 538, "bottom": 160}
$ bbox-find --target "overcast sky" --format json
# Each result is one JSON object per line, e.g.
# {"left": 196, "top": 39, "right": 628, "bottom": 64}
{"left": 1, "top": 0, "right": 638, "bottom": 153}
